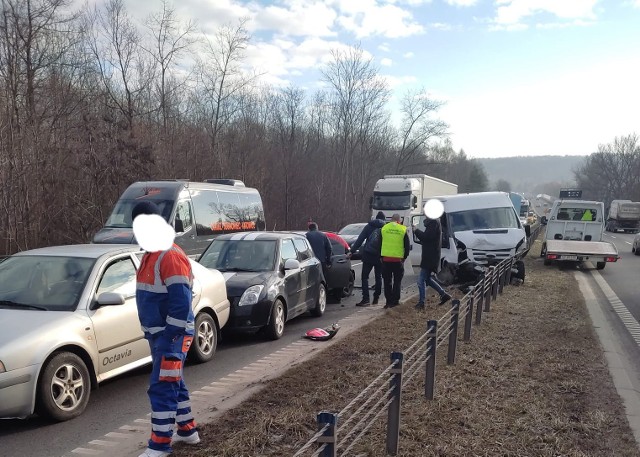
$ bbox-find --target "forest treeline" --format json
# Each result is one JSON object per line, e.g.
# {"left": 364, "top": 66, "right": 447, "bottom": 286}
{"left": 0, "top": 0, "right": 490, "bottom": 255}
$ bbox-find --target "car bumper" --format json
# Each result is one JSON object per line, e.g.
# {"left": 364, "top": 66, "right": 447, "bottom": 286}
{"left": 226, "top": 298, "right": 274, "bottom": 331}
{"left": 0, "top": 364, "right": 39, "bottom": 419}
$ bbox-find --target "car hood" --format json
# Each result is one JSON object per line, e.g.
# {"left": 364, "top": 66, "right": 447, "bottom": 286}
{"left": 0, "top": 310, "right": 90, "bottom": 369}
{"left": 93, "top": 227, "right": 136, "bottom": 244}
{"left": 454, "top": 228, "right": 525, "bottom": 251}
{"left": 220, "top": 271, "right": 273, "bottom": 296}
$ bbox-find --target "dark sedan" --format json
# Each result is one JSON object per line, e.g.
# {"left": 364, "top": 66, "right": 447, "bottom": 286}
{"left": 338, "top": 223, "right": 367, "bottom": 247}
{"left": 198, "top": 232, "right": 326, "bottom": 340}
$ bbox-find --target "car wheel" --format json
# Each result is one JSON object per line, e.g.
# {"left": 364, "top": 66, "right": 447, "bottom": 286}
{"left": 266, "top": 299, "right": 286, "bottom": 340}
{"left": 311, "top": 283, "right": 327, "bottom": 317}
{"left": 596, "top": 261, "right": 606, "bottom": 270}
{"left": 540, "top": 243, "right": 546, "bottom": 258}
{"left": 342, "top": 271, "right": 355, "bottom": 298}
{"left": 635, "top": 246, "right": 640, "bottom": 256}
{"left": 543, "top": 258, "right": 552, "bottom": 266}
{"left": 36, "top": 352, "right": 91, "bottom": 421}
{"left": 189, "top": 312, "right": 218, "bottom": 363}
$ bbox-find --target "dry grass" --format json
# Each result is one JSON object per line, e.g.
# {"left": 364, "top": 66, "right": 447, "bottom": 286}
{"left": 177, "top": 238, "right": 639, "bottom": 457}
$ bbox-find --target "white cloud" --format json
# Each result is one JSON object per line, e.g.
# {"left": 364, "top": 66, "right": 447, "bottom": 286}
{"left": 379, "top": 43, "right": 391, "bottom": 52}
{"left": 441, "top": 56, "right": 640, "bottom": 157}
{"left": 257, "top": 1, "right": 337, "bottom": 37}
{"left": 445, "top": 0, "right": 479, "bottom": 6}
{"left": 381, "top": 74, "right": 419, "bottom": 88}
{"left": 403, "top": 51, "right": 415, "bottom": 58}
{"left": 494, "top": 0, "right": 598, "bottom": 26}
{"left": 380, "top": 57, "right": 393, "bottom": 66}
{"left": 331, "top": 0, "right": 425, "bottom": 38}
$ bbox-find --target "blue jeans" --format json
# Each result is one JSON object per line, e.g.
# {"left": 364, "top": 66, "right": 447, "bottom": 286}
{"left": 417, "top": 267, "right": 445, "bottom": 304}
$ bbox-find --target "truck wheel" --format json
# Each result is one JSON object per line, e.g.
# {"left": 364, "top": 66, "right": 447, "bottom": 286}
{"left": 596, "top": 262, "right": 606, "bottom": 270}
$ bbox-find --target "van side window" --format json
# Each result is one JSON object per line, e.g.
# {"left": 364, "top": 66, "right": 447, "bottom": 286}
{"left": 217, "top": 192, "right": 242, "bottom": 231}
{"left": 191, "top": 190, "right": 221, "bottom": 236}
{"left": 175, "top": 200, "right": 193, "bottom": 233}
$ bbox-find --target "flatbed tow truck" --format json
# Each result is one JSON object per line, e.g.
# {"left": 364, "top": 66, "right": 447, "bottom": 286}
{"left": 541, "top": 190, "right": 619, "bottom": 270}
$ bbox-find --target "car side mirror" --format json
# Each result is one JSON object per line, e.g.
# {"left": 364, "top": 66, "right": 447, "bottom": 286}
{"left": 284, "top": 258, "right": 300, "bottom": 270}
{"left": 541, "top": 216, "right": 548, "bottom": 225}
{"left": 96, "top": 292, "right": 126, "bottom": 307}
{"left": 174, "top": 218, "right": 184, "bottom": 233}
{"left": 412, "top": 195, "right": 418, "bottom": 209}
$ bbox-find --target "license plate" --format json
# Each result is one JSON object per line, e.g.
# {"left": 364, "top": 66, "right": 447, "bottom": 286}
{"left": 561, "top": 255, "right": 578, "bottom": 260}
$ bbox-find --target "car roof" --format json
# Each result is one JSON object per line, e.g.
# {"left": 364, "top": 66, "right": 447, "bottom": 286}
{"left": 213, "top": 231, "right": 306, "bottom": 241}
{"left": 12, "top": 244, "right": 142, "bottom": 258}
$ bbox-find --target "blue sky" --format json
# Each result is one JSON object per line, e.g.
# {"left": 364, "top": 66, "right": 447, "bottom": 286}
{"left": 113, "top": 0, "right": 640, "bottom": 158}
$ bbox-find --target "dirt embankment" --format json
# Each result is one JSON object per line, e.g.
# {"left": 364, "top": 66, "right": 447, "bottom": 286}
{"left": 178, "top": 241, "right": 640, "bottom": 457}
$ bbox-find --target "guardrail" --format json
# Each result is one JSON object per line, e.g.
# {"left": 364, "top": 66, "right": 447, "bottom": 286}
{"left": 294, "top": 256, "right": 516, "bottom": 456}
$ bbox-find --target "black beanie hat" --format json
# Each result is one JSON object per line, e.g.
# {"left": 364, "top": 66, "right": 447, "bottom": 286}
{"left": 132, "top": 201, "right": 161, "bottom": 221}
{"left": 376, "top": 211, "right": 385, "bottom": 220}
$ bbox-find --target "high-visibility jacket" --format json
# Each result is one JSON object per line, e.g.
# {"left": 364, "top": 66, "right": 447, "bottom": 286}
{"left": 381, "top": 223, "right": 407, "bottom": 259}
{"left": 581, "top": 209, "right": 593, "bottom": 221}
{"left": 136, "top": 244, "right": 195, "bottom": 340}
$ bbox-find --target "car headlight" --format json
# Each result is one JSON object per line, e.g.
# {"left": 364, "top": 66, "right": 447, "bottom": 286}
{"left": 0, "top": 360, "right": 6, "bottom": 373}
{"left": 238, "top": 285, "right": 264, "bottom": 306}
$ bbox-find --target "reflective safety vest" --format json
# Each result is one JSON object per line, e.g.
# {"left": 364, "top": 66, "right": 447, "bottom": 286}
{"left": 381, "top": 223, "right": 407, "bottom": 259}
{"left": 136, "top": 244, "right": 195, "bottom": 340}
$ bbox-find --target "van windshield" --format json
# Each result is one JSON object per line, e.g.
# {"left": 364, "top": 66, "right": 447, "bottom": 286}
{"left": 449, "top": 207, "right": 520, "bottom": 232}
{"left": 105, "top": 199, "right": 174, "bottom": 228}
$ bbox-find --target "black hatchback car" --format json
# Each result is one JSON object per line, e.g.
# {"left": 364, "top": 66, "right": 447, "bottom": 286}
{"left": 198, "top": 232, "right": 326, "bottom": 340}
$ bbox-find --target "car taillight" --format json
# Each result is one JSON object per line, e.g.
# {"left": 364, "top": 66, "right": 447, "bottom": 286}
{"left": 605, "top": 256, "right": 618, "bottom": 262}
{"left": 547, "top": 254, "right": 558, "bottom": 260}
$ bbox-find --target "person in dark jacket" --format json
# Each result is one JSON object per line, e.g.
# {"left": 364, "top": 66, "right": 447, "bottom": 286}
{"left": 413, "top": 217, "right": 451, "bottom": 309}
{"left": 350, "top": 211, "right": 386, "bottom": 306}
{"left": 306, "top": 222, "right": 332, "bottom": 267}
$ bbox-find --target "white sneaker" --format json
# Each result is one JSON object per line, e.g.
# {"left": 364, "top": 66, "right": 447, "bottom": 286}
{"left": 172, "top": 431, "right": 201, "bottom": 445}
{"left": 138, "top": 449, "right": 170, "bottom": 457}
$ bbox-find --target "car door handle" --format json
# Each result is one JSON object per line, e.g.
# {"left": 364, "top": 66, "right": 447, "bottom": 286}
{"left": 337, "top": 259, "right": 346, "bottom": 264}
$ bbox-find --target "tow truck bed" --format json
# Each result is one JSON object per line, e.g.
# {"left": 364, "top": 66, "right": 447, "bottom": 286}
{"left": 544, "top": 239, "right": 619, "bottom": 268}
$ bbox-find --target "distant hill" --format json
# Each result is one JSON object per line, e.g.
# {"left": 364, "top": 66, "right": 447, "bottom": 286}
{"left": 476, "top": 155, "right": 588, "bottom": 195}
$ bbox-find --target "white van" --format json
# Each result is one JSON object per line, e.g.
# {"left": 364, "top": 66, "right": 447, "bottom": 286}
{"left": 412, "top": 192, "right": 528, "bottom": 279}
{"left": 93, "top": 180, "right": 265, "bottom": 258}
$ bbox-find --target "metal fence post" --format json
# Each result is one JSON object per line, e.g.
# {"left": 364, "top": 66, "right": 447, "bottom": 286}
{"left": 505, "top": 257, "right": 514, "bottom": 286}
{"left": 316, "top": 412, "right": 337, "bottom": 457}
{"left": 447, "top": 300, "right": 460, "bottom": 365}
{"left": 425, "top": 320, "right": 438, "bottom": 400}
{"left": 386, "top": 352, "right": 404, "bottom": 455}
{"left": 484, "top": 269, "right": 492, "bottom": 312}
{"left": 498, "top": 262, "right": 505, "bottom": 294}
{"left": 464, "top": 294, "right": 473, "bottom": 341}
{"left": 491, "top": 266, "right": 499, "bottom": 300}
{"left": 476, "top": 279, "right": 484, "bottom": 325}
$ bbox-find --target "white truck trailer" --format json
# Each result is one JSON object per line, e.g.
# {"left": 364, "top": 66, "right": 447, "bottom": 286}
{"left": 371, "top": 174, "right": 458, "bottom": 266}
{"left": 606, "top": 200, "right": 640, "bottom": 233}
{"left": 541, "top": 199, "right": 619, "bottom": 270}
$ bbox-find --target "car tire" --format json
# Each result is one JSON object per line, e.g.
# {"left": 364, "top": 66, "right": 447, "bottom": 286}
{"left": 342, "top": 271, "right": 355, "bottom": 298}
{"left": 543, "top": 258, "right": 552, "bottom": 266}
{"left": 36, "top": 352, "right": 91, "bottom": 422}
{"left": 635, "top": 246, "right": 640, "bottom": 256}
{"left": 310, "top": 283, "right": 327, "bottom": 317}
{"left": 266, "top": 299, "right": 286, "bottom": 340}
{"left": 596, "top": 261, "right": 606, "bottom": 270}
{"left": 540, "top": 243, "right": 546, "bottom": 258}
{"left": 189, "top": 312, "right": 218, "bottom": 363}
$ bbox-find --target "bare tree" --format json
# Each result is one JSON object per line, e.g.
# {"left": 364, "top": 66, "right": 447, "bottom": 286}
{"left": 395, "top": 87, "right": 448, "bottom": 173}
{"left": 575, "top": 133, "right": 640, "bottom": 207}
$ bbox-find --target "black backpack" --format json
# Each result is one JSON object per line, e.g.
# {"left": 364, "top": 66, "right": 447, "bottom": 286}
{"left": 364, "top": 227, "right": 382, "bottom": 256}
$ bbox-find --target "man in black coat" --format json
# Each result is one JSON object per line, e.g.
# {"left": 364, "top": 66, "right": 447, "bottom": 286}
{"left": 413, "top": 217, "right": 451, "bottom": 309}
{"left": 350, "top": 211, "right": 386, "bottom": 306}
{"left": 306, "top": 222, "right": 332, "bottom": 267}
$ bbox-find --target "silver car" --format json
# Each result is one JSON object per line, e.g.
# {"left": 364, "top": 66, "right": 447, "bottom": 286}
{"left": 0, "top": 244, "right": 229, "bottom": 421}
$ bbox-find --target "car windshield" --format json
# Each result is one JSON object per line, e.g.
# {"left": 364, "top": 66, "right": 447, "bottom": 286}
{"left": 449, "top": 207, "right": 520, "bottom": 232}
{"left": 0, "top": 255, "right": 95, "bottom": 311}
{"left": 199, "top": 240, "right": 277, "bottom": 272}
{"left": 339, "top": 224, "right": 365, "bottom": 235}
{"left": 104, "top": 199, "right": 174, "bottom": 228}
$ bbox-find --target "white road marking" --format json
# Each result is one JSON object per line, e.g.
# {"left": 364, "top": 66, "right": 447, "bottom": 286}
{"left": 591, "top": 269, "right": 640, "bottom": 348}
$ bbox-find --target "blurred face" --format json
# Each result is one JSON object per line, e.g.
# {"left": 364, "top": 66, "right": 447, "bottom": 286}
{"left": 133, "top": 214, "right": 175, "bottom": 252}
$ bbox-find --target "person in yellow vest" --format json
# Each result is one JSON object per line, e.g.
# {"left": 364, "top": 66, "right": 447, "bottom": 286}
{"left": 581, "top": 209, "right": 593, "bottom": 221}
{"left": 380, "top": 213, "right": 410, "bottom": 309}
